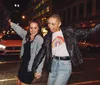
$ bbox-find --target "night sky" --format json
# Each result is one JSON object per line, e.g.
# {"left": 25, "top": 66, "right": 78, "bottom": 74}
{"left": 2, "top": 0, "right": 29, "bottom": 12}
{"left": 0, "top": 0, "right": 30, "bottom": 27}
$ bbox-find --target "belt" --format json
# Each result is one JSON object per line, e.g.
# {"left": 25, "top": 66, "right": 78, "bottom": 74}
{"left": 53, "top": 56, "right": 70, "bottom": 60}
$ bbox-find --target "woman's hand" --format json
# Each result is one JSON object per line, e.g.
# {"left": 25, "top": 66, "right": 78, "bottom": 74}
{"left": 34, "top": 72, "right": 42, "bottom": 79}
{"left": 8, "top": 19, "right": 12, "bottom": 26}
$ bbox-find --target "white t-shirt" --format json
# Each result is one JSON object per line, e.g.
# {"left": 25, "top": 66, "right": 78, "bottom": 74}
{"left": 52, "top": 30, "right": 69, "bottom": 57}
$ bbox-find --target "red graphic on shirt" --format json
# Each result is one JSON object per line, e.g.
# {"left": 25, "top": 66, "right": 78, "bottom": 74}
{"left": 52, "top": 36, "right": 64, "bottom": 48}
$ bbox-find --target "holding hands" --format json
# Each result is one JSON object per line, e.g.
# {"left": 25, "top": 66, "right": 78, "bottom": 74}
{"left": 34, "top": 72, "right": 42, "bottom": 79}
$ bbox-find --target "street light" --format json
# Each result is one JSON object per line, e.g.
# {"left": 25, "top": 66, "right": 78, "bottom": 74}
{"left": 22, "top": 15, "right": 26, "bottom": 19}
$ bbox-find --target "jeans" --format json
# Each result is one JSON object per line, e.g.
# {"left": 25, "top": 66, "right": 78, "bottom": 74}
{"left": 47, "top": 58, "right": 72, "bottom": 85}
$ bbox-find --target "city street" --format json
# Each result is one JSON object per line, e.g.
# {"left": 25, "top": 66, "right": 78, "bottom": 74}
{"left": 0, "top": 50, "right": 100, "bottom": 85}
{"left": 0, "top": 0, "right": 100, "bottom": 85}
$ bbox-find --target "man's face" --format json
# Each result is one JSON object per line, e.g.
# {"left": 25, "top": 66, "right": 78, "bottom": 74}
{"left": 47, "top": 17, "right": 61, "bottom": 33}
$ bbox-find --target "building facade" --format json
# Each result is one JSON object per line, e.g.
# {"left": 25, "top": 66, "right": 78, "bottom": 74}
{"left": 23, "top": 0, "right": 52, "bottom": 27}
{"left": 23, "top": 0, "right": 100, "bottom": 28}
{"left": 52, "top": 0, "right": 100, "bottom": 28}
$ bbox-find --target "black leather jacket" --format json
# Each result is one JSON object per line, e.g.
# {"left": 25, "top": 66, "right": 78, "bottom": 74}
{"left": 33, "top": 25, "right": 100, "bottom": 72}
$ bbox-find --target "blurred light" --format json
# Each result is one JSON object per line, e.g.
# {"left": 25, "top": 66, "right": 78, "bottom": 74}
{"left": 0, "top": 45, "right": 6, "bottom": 49}
{"left": 90, "top": 21, "right": 92, "bottom": 23}
{"left": 82, "top": 23, "right": 87, "bottom": 27}
{"left": 7, "top": 31, "right": 9, "bottom": 34}
{"left": 41, "top": 27, "right": 48, "bottom": 36}
{"left": 22, "top": 15, "right": 26, "bottom": 19}
{"left": 14, "top": 4, "right": 16, "bottom": 7}
{"left": 11, "top": 31, "right": 15, "bottom": 34}
{"left": 42, "top": 17, "right": 46, "bottom": 21}
{"left": 17, "top": 4, "right": 19, "bottom": 7}
{"left": 81, "top": 22, "right": 83, "bottom": 24}
{"left": 0, "top": 78, "right": 17, "bottom": 82}
{"left": 14, "top": 4, "right": 20, "bottom": 7}
{"left": 3, "top": 31, "right": 6, "bottom": 34}
{"left": 90, "top": 23, "right": 96, "bottom": 27}
{"left": 42, "top": 28, "right": 48, "bottom": 33}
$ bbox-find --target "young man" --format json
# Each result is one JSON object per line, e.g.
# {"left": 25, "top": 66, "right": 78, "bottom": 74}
{"left": 33, "top": 14, "right": 100, "bottom": 85}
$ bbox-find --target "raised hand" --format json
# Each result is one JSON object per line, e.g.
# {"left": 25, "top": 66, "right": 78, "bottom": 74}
{"left": 8, "top": 19, "right": 12, "bottom": 26}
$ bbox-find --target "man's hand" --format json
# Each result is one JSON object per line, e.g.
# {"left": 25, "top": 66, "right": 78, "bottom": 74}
{"left": 34, "top": 72, "right": 42, "bottom": 79}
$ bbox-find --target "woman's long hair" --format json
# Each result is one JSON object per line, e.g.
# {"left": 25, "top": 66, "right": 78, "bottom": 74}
{"left": 25, "top": 19, "right": 43, "bottom": 41}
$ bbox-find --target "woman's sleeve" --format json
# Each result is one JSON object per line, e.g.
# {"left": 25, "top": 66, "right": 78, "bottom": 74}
{"left": 10, "top": 22, "right": 27, "bottom": 38}
{"left": 35, "top": 36, "right": 45, "bottom": 73}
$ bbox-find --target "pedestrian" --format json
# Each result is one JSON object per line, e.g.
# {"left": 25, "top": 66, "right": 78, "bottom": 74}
{"left": 32, "top": 14, "right": 100, "bottom": 85}
{"left": 9, "top": 19, "right": 45, "bottom": 85}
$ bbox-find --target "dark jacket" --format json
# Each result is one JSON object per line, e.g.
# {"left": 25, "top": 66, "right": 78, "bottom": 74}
{"left": 33, "top": 24, "right": 100, "bottom": 72}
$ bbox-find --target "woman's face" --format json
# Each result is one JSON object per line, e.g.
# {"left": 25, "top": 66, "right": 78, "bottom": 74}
{"left": 29, "top": 22, "right": 39, "bottom": 36}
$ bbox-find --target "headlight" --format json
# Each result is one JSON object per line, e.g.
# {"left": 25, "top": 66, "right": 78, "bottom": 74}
{"left": 0, "top": 44, "right": 6, "bottom": 49}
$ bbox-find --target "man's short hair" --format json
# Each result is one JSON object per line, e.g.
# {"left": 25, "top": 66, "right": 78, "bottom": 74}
{"left": 49, "top": 14, "right": 61, "bottom": 22}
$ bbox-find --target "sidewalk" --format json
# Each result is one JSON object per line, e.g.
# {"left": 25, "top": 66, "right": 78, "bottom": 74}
{"left": 32, "top": 69, "right": 100, "bottom": 85}
{"left": 68, "top": 80, "right": 100, "bottom": 85}
{"left": 68, "top": 70, "right": 100, "bottom": 85}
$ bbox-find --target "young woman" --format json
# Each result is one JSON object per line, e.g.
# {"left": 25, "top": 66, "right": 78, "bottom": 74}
{"left": 9, "top": 19, "right": 44, "bottom": 85}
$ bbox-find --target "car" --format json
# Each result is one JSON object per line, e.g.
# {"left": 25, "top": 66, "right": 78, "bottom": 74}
{"left": 0, "top": 34, "right": 22, "bottom": 56}
{"left": 78, "top": 39, "right": 100, "bottom": 51}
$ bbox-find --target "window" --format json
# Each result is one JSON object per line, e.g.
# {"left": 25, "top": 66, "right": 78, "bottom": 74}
{"left": 67, "top": 8, "right": 71, "bottom": 21}
{"left": 72, "top": 6, "right": 77, "bottom": 20}
{"left": 96, "top": 0, "right": 100, "bottom": 13}
{"left": 79, "top": 3, "right": 84, "bottom": 19}
{"left": 87, "top": 0, "right": 92, "bottom": 15}
{"left": 62, "top": 10, "right": 67, "bottom": 26}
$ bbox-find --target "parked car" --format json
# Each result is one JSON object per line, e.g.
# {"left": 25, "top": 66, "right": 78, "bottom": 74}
{"left": 78, "top": 39, "right": 100, "bottom": 51}
{"left": 0, "top": 34, "right": 22, "bottom": 56}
